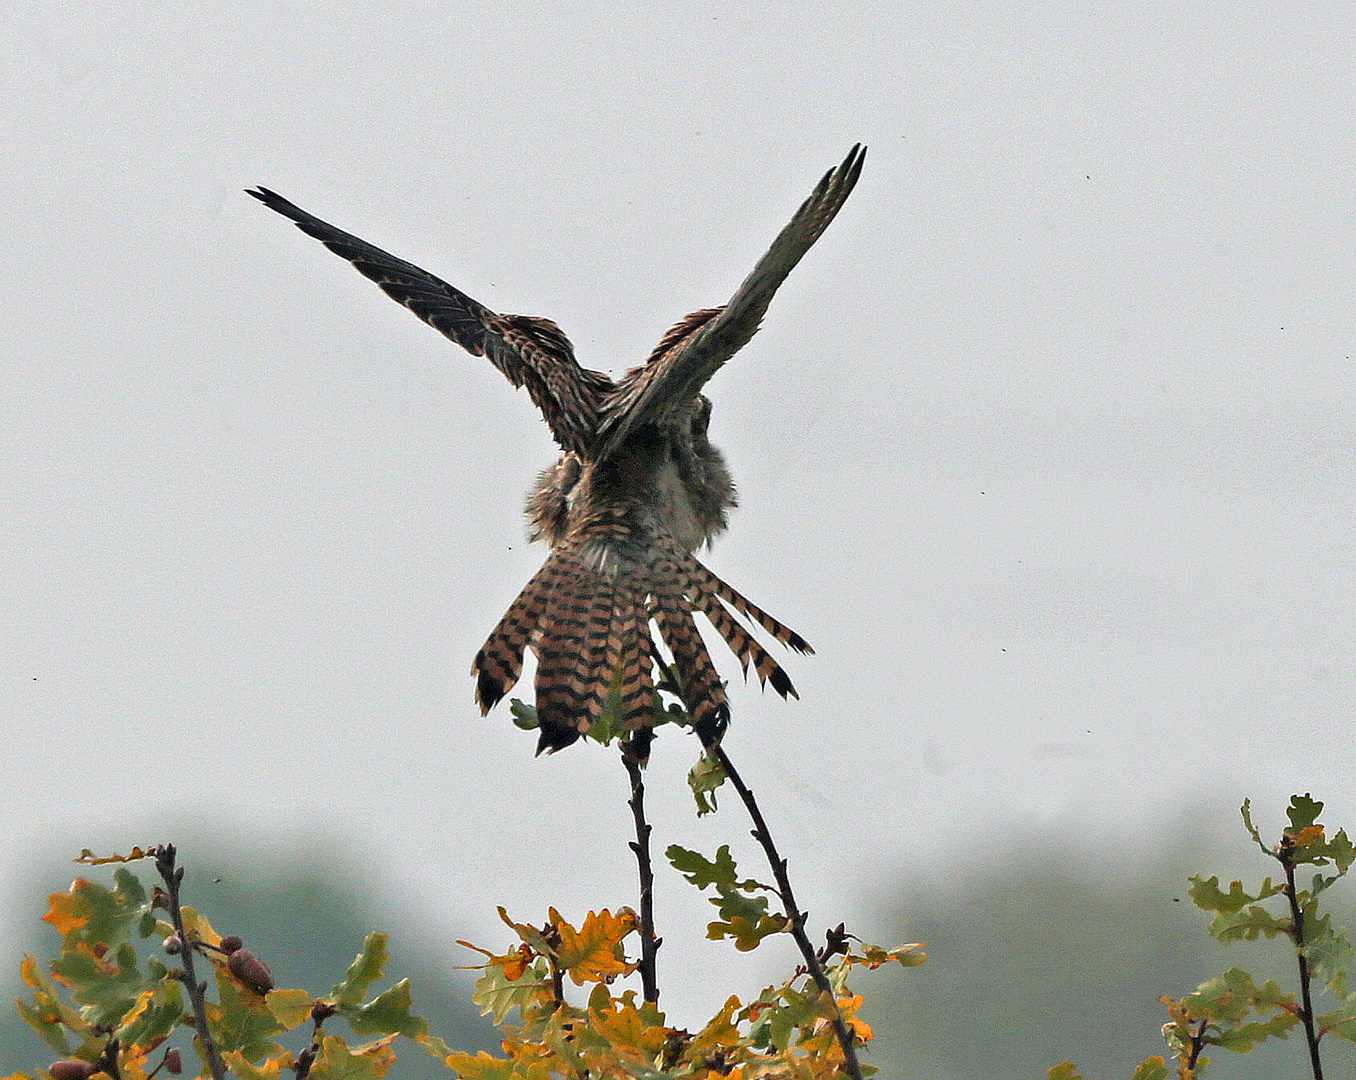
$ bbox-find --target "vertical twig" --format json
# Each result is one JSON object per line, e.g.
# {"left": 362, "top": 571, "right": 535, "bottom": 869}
{"left": 1280, "top": 835, "right": 1326, "bottom": 1080}
{"left": 1182, "top": 1019, "right": 1208, "bottom": 1075}
{"left": 705, "top": 740, "right": 864, "bottom": 1080}
{"left": 622, "top": 735, "right": 661, "bottom": 1004}
{"left": 153, "top": 845, "right": 228, "bottom": 1080}
{"left": 94, "top": 1036, "right": 122, "bottom": 1080}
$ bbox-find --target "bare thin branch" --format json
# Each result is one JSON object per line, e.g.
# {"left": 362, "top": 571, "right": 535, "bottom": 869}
{"left": 704, "top": 740, "right": 864, "bottom": 1080}
{"left": 152, "top": 845, "right": 228, "bottom": 1080}
{"left": 1280, "top": 834, "right": 1326, "bottom": 1080}
{"left": 622, "top": 734, "right": 661, "bottom": 1004}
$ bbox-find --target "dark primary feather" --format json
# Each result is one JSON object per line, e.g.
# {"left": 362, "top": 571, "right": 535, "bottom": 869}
{"left": 246, "top": 186, "right": 610, "bottom": 456}
{"left": 595, "top": 144, "right": 866, "bottom": 458}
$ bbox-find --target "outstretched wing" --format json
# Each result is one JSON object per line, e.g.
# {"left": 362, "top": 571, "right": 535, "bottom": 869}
{"left": 247, "top": 187, "right": 611, "bottom": 455}
{"left": 595, "top": 144, "right": 865, "bottom": 457}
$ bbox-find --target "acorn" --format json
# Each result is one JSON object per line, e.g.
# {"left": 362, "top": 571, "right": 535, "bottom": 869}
{"left": 163, "top": 1049, "right": 183, "bottom": 1076}
{"left": 217, "top": 935, "right": 243, "bottom": 955}
{"left": 48, "top": 1060, "right": 95, "bottom": 1080}
{"left": 227, "top": 949, "right": 274, "bottom": 995}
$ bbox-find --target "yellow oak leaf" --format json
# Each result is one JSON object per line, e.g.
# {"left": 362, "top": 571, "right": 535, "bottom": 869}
{"left": 42, "top": 887, "right": 91, "bottom": 937}
{"left": 553, "top": 909, "right": 636, "bottom": 986}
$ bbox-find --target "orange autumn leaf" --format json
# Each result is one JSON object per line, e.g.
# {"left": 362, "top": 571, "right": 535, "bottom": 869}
{"left": 42, "top": 884, "right": 93, "bottom": 937}
{"left": 19, "top": 956, "right": 43, "bottom": 990}
{"left": 836, "top": 994, "right": 873, "bottom": 1043}
{"left": 1292, "top": 824, "right": 1324, "bottom": 847}
{"left": 552, "top": 909, "right": 636, "bottom": 986}
{"left": 501, "top": 944, "right": 532, "bottom": 981}
{"left": 456, "top": 941, "right": 534, "bottom": 981}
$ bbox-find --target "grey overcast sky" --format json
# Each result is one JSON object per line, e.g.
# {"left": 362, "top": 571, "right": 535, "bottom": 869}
{"left": 3, "top": 0, "right": 1353, "bottom": 1026}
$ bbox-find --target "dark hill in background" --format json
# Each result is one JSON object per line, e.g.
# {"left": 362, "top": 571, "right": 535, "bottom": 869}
{"left": 2, "top": 842, "right": 498, "bottom": 1079}
{"left": 7, "top": 811, "right": 1355, "bottom": 1079}
{"left": 865, "top": 817, "right": 1356, "bottom": 1080}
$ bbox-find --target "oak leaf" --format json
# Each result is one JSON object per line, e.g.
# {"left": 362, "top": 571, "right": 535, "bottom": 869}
{"left": 553, "top": 909, "right": 636, "bottom": 986}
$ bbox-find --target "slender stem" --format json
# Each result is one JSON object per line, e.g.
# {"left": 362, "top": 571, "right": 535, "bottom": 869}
{"left": 96, "top": 1036, "right": 122, "bottom": 1080}
{"left": 153, "top": 846, "right": 228, "bottom": 1080}
{"left": 1184, "top": 1019, "right": 1208, "bottom": 1073}
{"left": 621, "top": 736, "right": 661, "bottom": 1004}
{"left": 1280, "top": 838, "right": 1325, "bottom": 1080}
{"left": 548, "top": 955, "right": 566, "bottom": 1008}
{"left": 705, "top": 741, "right": 864, "bottom": 1080}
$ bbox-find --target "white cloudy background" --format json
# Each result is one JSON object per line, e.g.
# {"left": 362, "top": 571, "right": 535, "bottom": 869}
{"left": 3, "top": 0, "right": 1353, "bottom": 1042}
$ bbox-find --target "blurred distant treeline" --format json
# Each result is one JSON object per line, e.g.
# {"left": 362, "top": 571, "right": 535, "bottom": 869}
{"left": 5, "top": 821, "right": 1353, "bottom": 1080}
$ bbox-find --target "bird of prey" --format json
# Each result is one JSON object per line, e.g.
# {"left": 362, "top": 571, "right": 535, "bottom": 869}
{"left": 248, "top": 144, "right": 864, "bottom": 753}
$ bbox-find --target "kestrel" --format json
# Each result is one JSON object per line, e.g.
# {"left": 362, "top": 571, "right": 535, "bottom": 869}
{"left": 248, "top": 145, "right": 864, "bottom": 753}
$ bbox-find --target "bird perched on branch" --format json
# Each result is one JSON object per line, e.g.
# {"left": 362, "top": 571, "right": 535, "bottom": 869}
{"left": 248, "top": 144, "right": 864, "bottom": 754}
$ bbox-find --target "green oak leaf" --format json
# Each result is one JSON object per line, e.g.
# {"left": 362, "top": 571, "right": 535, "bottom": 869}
{"left": 209, "top": 974, "right": 286, "bottom": 1061}
{"left": 15, "top": 996, "right": 72, "bottom": 1056}
{"left": 666, "top": 845, "right": 739, "bottom": 890}
{"left": 1188, "top": 875, "right": 1257, "bottom": 914}
{"left": 115, "top": 966, "right": 184, "bottom": 1048}
{"left": 332, "top": 933, "right": 388, "bottom": 1006}
{"left": 1210, "top": 904, "right": 1290, "bottom": 943}
{"left": 508, "top": 699, "right": 538, "bottom": 731}
{"left": 1288, "top": 793, "right": 1324, "bottom": 831}
{"left": 708, "top": 913, "right": 787, "bottom": 951}
{"left": 687, "top": 752, "right": 727, "bottom": 816}
{"left": 343, "top": 978, "right": 429, "bottom": 1039}
{"left": 1240, "top": 799, "right": 1269, "bottom": 855}
{"left": 1318, "top": 997, "right": 1356, "bottom": 1041}
{"left": 266, "top": 987, "right": 315, "bottom": 1030}
{"left": 306, "top": 1033, "right": 398, "bottom": 1080}
{"left": 51, "top": 942, "right": 154, "bottom": 1028}
{"left": 710, "top": 887, "right": 769, "bottom": 924}
{"left": 472, "top": 961, "right": 552, "bottom": 1026}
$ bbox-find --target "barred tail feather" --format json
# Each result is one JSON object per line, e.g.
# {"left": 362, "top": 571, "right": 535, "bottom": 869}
{"left": 683, "top": 561, "right": 798, "bottom": 700}
{"left": 472, "top": 558, "right": 559, "bottom": 713}
{"left": 607, "top": 579, "right": 657, "bottom": 732}
{"left": 689, "top": 559, "right": 814, "bottom": 655}
{"left": 534, "top": 567, "right": 614, "bottom": 753}
{"left": 472, "top": 544, "right": 808, "bottom": 753}
{"left": 649, "top": 554, "right": 730, "bottom": 740}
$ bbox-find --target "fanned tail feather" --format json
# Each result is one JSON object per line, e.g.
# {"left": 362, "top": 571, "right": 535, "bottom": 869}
{"left": 689, "top": 560, "right": 814, "bottom": 655}
{"left": 682, "top": 557, "right": 798, "bottom": 700}
{"left": 472, "top": 543, "right": 809, "bottom": 752}
{"left": 472, "top": 558, "right": 558, "bottom": 713}
{"left": 606, "top": 578, "right": 657, "bottom": 732}
{"left": 533, "top": 566, "right": 614, "bottom": 752}
{"left": 648, "top": 552, "right": 730, "bottom": 740}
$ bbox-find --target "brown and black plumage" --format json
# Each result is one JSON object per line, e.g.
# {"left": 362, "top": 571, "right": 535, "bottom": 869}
{"left": 248, "top": 144, "right": 864, "bottom": 753}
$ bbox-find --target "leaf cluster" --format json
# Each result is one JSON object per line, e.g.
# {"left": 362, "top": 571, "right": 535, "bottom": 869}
{"left": 452, "top": 900, "right": 919, "bottom": 1079}
{"left": 1053, "top": 793, "right": 1356, "bottom": 1080}
{"left": 666, "top": 845, "right": 787, "bottom": 951}
{"left": 11, "top": 846, "right": 919, "bottom": 1080}
{"left": 11, "top": 852, "right": 451, "bottom": 1080}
